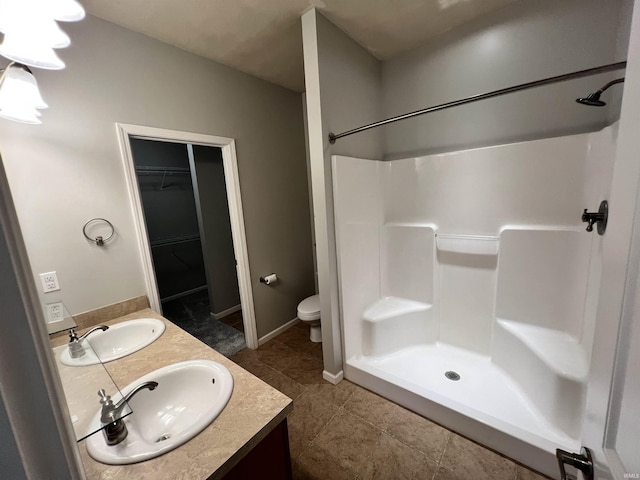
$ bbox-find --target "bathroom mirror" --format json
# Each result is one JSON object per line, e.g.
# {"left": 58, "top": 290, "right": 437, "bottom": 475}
{"left": 44, "top": 301, "right": 77, "bottom": 335}
{"left": 51, "top": 338, "right": 132, "bottom": 442}
{"left": 44, "top": 301, "right": 131, "bottom": 442}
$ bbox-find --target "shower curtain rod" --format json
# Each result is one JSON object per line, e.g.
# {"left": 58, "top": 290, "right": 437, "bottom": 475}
{"left": 328, "top": 61, "right": 627, "bottom": 144}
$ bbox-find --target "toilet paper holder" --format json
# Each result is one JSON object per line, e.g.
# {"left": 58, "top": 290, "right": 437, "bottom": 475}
{"left": 259, "top": 274, "right": 278, "bottom": 285}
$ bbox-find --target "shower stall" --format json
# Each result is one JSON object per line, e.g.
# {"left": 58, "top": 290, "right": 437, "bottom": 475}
{"left": 332, "top": 123, "right": 618, "bottom": 476}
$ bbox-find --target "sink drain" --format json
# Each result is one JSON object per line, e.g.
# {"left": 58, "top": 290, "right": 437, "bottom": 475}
{"left": 155, "top": 434, "right": 172, "bottom": 443}
{"left": 444, "top": 371, "right": 461, "bottom": 381}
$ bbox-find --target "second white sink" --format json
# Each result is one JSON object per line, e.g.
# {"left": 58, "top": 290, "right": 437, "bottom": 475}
{"left": 60, "top": 318, "right": 165, "bottom": 366}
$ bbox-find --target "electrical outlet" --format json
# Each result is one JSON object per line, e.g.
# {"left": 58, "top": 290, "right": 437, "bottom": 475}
{"left": 39, "top": 271, "right": 60, "bottom": 293}
{"left": 46, "top": 302, "right": 65, "bottom": 323}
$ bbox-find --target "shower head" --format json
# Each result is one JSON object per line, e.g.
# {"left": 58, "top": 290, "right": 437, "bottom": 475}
{"left": 576, "top": 77, "right": 625, "bottom": 107}
{"left": 576, "top": 92, "right": 607, "bottom": 107}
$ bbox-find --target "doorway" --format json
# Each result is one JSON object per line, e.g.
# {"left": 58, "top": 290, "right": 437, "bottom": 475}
{"left": 117, "top": 124, "right": 258, "bottom": 350}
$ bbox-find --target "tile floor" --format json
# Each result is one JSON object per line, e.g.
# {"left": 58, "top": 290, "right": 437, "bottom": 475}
{"left": 219, "top": 310, "right": 244, "bottom": 333}
{"left": 229, "top": 322, "right": 552, "bottom": 480}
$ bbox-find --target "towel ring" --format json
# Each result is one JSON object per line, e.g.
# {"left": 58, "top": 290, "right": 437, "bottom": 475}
{"left": 83, "top": 218, "right": 115, "bottom": 247}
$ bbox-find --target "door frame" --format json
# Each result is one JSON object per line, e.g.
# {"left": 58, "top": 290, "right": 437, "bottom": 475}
{"left": 580, "top": 1, "right": 640, "bottom": 477}
{"left": 116, "top": 123, "right": 258, "bottom": 349}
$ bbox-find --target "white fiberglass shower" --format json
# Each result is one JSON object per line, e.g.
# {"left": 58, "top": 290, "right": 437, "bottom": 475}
{"left": 333, "top": 125, "right": 617, "bottom": 477}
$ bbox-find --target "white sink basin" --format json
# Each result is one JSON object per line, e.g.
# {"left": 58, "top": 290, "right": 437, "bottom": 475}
{"left": 86, "top": 359, "right": 233, "bottom": 465}
{"left": 60, "top": 318, "right": 165, "bottom": 366}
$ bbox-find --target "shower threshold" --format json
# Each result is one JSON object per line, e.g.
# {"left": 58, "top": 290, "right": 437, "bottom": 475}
{"left": 345, "top": 342, "right": 579, "bottom": 475}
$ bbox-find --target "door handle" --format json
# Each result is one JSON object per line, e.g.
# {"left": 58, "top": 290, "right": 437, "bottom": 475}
{"left": 556, "top": 447, "right": 594, "bottom": 480}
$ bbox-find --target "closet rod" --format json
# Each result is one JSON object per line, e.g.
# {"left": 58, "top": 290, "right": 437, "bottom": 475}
{"left": 328, "top": 61, "right": 627, "bottom": 144}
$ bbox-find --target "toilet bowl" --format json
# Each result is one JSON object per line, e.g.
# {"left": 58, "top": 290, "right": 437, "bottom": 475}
{"left": 297, "top": 294, "right": 322, "bottom": 343}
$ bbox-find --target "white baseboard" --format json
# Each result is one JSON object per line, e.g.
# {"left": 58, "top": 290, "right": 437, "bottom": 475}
{"left": 323, "top": 370, "right": 344, "bottom": 385}
{"left": 258, "top": 317, "right": 299, "bottom": 346}
{"left": 212, "top": 304, "right": 242, "bottom": 320}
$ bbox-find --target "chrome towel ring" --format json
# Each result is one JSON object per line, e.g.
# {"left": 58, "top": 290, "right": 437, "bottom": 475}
{"left": 83, "top": 218, "right": 115, "bottom": 246}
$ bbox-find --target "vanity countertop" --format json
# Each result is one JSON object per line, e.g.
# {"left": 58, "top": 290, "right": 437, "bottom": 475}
{"left": 55, "top": 308, "right": 292, "bottom": 479}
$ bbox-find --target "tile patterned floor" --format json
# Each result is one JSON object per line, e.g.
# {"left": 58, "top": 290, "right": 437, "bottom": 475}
{"left": 219, "top": 310, "right": 244, "bottom": 333}
{"left": 229, "top": 323, "right": 553, "bottom": 480}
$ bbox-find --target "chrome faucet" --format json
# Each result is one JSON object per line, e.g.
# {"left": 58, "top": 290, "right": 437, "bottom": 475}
{"left": 97, "top": 381, "right": 158, "bottom": 446}
{"left": 67, "top": 325, "right": 109, "bottom": 358}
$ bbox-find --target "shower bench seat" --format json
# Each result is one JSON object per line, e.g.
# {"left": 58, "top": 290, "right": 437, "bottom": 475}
{"left": 362, "top": 296, "right": 434, "bottom": 357}
{"left": 496, "top": 319, "right": 588, "bottom": 380}
{"left": 493, "top": 318, "right": 588, "bottom": 439}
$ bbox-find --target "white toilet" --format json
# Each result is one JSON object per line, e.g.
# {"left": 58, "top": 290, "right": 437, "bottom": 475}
{"left": 297, "top": 294, "right": 322, "bottom": 343}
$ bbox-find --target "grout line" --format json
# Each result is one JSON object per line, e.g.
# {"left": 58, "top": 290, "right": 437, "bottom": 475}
{"left": 270, "top": 337, "right": 324, "bottom": 364}
{"left": 306, "top": 405, "right": 344, "bottom": 445}
{"left": 437, "top": 431, "right": 452, "bottom": 466}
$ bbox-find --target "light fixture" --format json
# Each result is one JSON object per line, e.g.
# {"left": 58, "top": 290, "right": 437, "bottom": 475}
{"left": 0, "top": 62, "right": 48, "bottom": 124}
{"left": 0, "top": 0, "right": 85, "bottom": 123}
{"left": 0, "top": 35, "right": 66, "bottom": 70}
{"left": 48, "top": 0, "right": 86, "bottom": 22}
{"left": 0, "top": 0, "right": 85, "bottom": 69}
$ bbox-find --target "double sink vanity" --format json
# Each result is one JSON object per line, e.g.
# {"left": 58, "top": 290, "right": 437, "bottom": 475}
{"left": 51, "top": 307, "right": 293, "bottom": 479}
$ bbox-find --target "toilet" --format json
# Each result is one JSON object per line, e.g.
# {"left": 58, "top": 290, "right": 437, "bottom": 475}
{"left": 297, "top": 294, "right": 322, "bottom": 343}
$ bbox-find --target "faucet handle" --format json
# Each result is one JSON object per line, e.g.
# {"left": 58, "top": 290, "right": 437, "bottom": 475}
{"left": 97, "top": 389, "right": 111, "bottom": 405}
{"left": 68, "top": 328, "right": 79, "bottom": 343}
{"left": 98, "top": 389, "right": 118, "bottom": 424}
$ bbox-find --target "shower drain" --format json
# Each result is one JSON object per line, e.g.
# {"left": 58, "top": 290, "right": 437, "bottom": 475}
{"left": 444, "top": 371, "right": 461, "bottom": 381}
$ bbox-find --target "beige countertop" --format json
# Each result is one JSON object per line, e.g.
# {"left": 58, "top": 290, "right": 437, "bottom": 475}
{"left": 53, "top": 308, "right": 292, "bottom": 480}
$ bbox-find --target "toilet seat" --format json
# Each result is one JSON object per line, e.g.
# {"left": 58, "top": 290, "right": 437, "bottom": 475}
{"left": 297, "top": 294, "right": 320, "bottom": 321}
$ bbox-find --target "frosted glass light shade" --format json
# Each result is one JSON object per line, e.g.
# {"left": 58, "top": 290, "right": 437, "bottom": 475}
{"left": 0, "top": 63, "right": 48, "bottom": 110}
{"left": 0, "top": 33, "right": 65, "bottom": 69}
{"left": 48, "top": 0, "right": 86, "bottom": 22}
{"left": 0, "top": 0, "right": 85, "bottom": 25}
{"left": 0, "top": 106, "right": 42, "bottom": 124}
{"left": 0, "top": 0, "right": 84, "bottom": 69}
{"left": 0, "top": 17, "right": 71, "bottom": 48}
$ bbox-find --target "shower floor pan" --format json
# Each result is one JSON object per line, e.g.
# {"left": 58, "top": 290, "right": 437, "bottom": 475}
{"left": 345, "top": 342, "right": 580, "bottom": 476}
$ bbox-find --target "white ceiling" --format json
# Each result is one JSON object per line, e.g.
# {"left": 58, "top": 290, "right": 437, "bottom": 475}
{"left": 82, "top": 0, "right": 515, "bottom": 93}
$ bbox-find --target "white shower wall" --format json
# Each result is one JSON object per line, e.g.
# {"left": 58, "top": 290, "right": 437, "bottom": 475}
{"left": 332, "top": 125, "right": 617, "bottom": 474}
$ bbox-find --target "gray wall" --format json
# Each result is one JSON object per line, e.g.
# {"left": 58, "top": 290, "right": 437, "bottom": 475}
{"left": 382, "top": 0, "right": 630, "bottom": 159}
{"left": 0, "top": 14, "right": 314, "bottom": 339}
{"left": 302, "top": 9, "right": 383, "bottom": 375}
{"left": 193, "top": 145, "right": 241, "bottom": 314}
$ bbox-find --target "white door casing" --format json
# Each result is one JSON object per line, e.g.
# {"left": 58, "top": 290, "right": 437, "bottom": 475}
{"left": 116, "top": 123, "right": 258, "bottom": 349}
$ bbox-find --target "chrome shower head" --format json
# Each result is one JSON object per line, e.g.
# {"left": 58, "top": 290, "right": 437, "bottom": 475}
{"left": 576, "top": 77, "right": 625, "bottom": 107}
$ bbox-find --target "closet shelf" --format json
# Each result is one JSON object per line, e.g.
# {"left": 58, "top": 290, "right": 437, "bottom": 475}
{"left": 150, "top": 234, "right": 201, "bottom": 248}
{"left": 135, "top": 166, "right": 191, "bottom": 176}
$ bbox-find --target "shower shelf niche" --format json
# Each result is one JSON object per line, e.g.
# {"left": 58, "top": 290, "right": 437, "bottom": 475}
{"left": 435, "top": 233, "right": 499, "bottom": 255}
